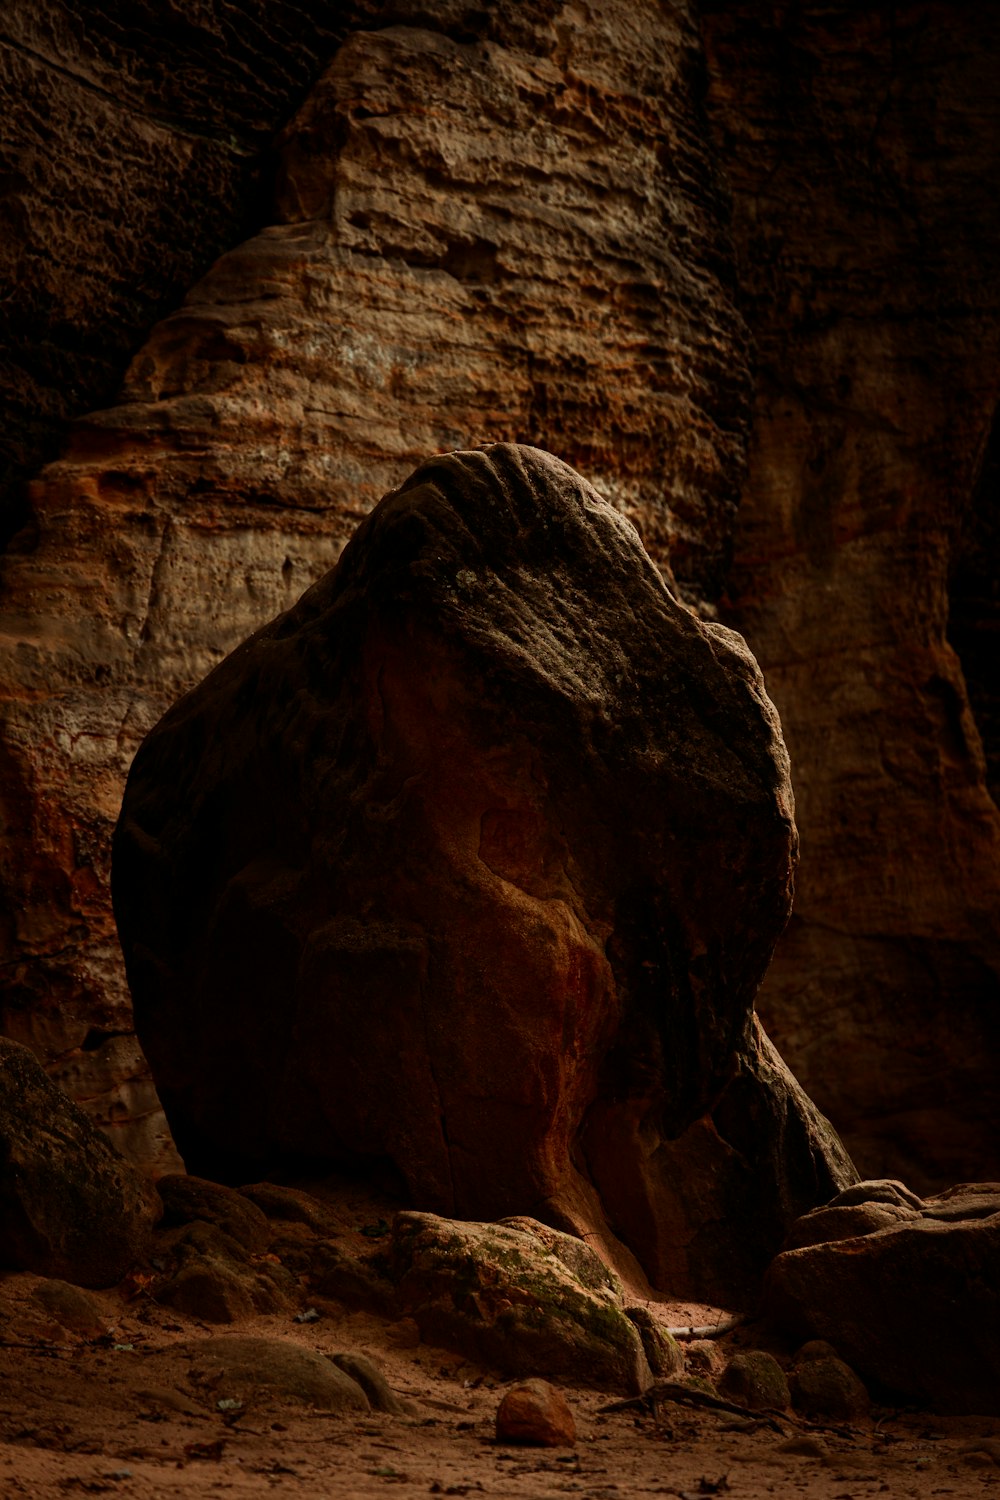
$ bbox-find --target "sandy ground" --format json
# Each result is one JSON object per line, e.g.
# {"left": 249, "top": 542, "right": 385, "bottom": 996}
{"left": 2, "top": 1284, "right": 1000, "bottom": 1500}
{"left": 2, "top": 1174, "right": 998, "bottom": 1499}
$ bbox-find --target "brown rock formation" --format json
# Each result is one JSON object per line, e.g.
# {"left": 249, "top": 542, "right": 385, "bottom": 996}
{"left": 0, "top": 1, "right": 751, "bottom": 1159}
{"left": 701, "top": 1, "right": 1000, "bottom": 1187}
{"left": 113, "top": 444, "right": 852, "bottom": 1300}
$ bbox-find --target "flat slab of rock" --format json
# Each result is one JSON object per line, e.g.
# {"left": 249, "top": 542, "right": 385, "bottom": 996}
{"left": 766, "top": 1185, "right": 1000, "bottom": 1413}
{"left": 0, "top": 1037, "right": 161, "bottom": 1288}
{"left": 114, "top": 443, "right": 853, "bottom": 1298}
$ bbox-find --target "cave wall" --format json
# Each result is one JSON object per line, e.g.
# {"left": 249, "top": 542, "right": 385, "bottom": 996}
{"left": 1, "top": 0, "right": 997, "bottom": 1191}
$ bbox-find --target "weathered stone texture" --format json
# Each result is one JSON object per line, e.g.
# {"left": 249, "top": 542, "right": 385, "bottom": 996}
{"left": 0, "top": 0, "right": 373, "bottom": 541}
{"left": 0, "top": 1036, "right": 161, "bottom": 1287}
{"left": 0, "top": 2, "right": 753, "bottom": 1156}
{"left": 702, "top": 1, "right": 1000, "bottom": 1188}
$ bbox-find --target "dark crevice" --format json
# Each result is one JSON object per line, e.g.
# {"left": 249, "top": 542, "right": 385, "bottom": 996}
{"left": 948, "top": 403, "right": 1000, "bottom": 806}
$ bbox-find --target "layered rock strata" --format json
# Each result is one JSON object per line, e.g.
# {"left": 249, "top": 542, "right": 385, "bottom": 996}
{"left": 114, "top": 444, "right": 853, "bottom": 1300}
{"left": 0, "top": 2, "right": 751, "bottom": 1160}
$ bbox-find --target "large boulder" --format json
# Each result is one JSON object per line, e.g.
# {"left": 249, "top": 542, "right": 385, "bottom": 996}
{"left": 0, "top": 1037, "right": 161, "bottom": 1287}
{"left": 114, "top": 443, "right": 854, "bottom": 1299}
{"left": 765, "top": 1181, "right": 1000, "bottom": 1413}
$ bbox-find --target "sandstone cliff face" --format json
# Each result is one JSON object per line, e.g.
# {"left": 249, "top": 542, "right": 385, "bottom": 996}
{"left": 702, "top": 2, "right": 1000, "bottom": 1188}
{"left": 0, "top": 2, "right": 751, "bottom": 1168}
{"left": 0, "top": 0, "right": 375, "bottom": 545}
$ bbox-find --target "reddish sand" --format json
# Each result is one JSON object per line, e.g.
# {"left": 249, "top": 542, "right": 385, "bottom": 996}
{"left": 2, "top": 1175, "right": 998, "bottom": 1498}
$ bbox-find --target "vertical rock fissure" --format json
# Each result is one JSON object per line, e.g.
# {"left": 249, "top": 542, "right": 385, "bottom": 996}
{"left": 948, "top": 404, "right": 1000, "bottom": 808}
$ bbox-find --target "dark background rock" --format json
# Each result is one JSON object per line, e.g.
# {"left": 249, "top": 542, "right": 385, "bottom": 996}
{"left": 0, "top": 1036, "right": 161, "bottom": 1287}
{"left": 114, "top": 444, "right": 850, "bottom": 1298}
{"left": 702, "top": 0, "right": 1000, "bottom": 1190}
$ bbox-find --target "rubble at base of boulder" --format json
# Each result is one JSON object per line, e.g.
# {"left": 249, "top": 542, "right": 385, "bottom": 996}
{"left": 765, "top": 1180, "right": 1000, "bottom": 1414}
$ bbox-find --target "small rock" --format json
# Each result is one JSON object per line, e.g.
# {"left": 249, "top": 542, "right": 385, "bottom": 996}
{"left": 31, "top": 1280, "right": 109, "bottom": 1338}
{"left": 791, "top": 1356, "right": 870, "bottom": 1423}
{"left": 159, "top": 1262, "right": 255, "bottom": 1323}
{"left": 778, "top": 1436, "right": 830, "bottom": 1461}
{"left": 238, "top": 1182, "right": 344, "bottom": 1236}
{"left": 157, "top": 1175, "right": 270, "bottom": 1252}
{"left": 496, "top": 1379, "right": 576, "bottom": 1447}
{"left": 158, "top": 1220, "right": 296, "bottom": 1322}
{"left": 718, "top": 1351, "right": 789, "bottom": 1411}
{"left": 133, "top": 1385, "right": 203, "bottom": 1417}
{"left": 625, "top": 1307, "right": 683, "bottom": 1378}
{"left": 795, "top": 1339, "right": 840, "bottom": 1363}
{"left": 959, "top": 1439, "right": 1000, "bottom": 1466}
{"left": 183, "top": 1336, "right": 370, "bottom": 1411}
{"left": 330, "top": 1352, "right": 410, "bottom": 1414}
{"left": 309, "top": 1239, "right": 395, "bottom": 1314}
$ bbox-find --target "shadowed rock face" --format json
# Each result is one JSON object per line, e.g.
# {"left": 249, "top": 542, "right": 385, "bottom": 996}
{"left": 702, "top": 0, "right": 1000, "bottom": 1188}
{"left": 114, "top": 444, "right": 853, "bottom": 1300}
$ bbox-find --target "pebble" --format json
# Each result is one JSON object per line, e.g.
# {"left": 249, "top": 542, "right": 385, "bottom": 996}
{"left": 496, "top": 1378, "right": 576, "bottom": 1447}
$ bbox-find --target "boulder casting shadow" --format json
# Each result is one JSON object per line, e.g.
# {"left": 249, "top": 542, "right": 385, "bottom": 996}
{"left": 113, "top": 444, "right": 854, "bottom": 1302}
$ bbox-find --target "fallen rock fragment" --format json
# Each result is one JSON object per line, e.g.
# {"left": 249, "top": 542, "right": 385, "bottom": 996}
{"left": 182, "top": 1336, "right": 370, "bottom": 1412}
{"left": 390, "top": 1211, "right": 649, "bottom": 1394}
{"left": 158, "top": 1175, "right": 270, "bottom": 1252}
{"left": 0, "top": 1037, "right": 161, "bottom": 1288}
{"left": 496, "top": 1379, "right": 576, "bottom": 1447}
{"left": 30, "top": 1280, "right": 109, "bottom": 1339}
{"left": 237, "top": 1182, "right": 344, "bottom": 1237}
{"left": 765, "top": 1184, "right": 1000, "bottom": 1413}
{"left": 158, "top": 1220, "right": 298, "bottom": 1324}
{"left": 718, "top": 1351, "right": 789, "bottom": 1411}
{"left": 114, "top": 442, "right": 853, "bottom": 1300}
{"left": 625, "top": 1306, "right": 684, "bottom": 1378}
{"left": 791, "top": 1353, "right": 870, "bottom": 1423}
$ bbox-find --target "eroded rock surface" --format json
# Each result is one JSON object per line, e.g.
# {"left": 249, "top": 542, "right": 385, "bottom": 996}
{"left": 114, "top": 443, "right": 852, "bottom": 1299}
{"left": 0, "top": 1036, "right": 161, "bottom": 1287}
